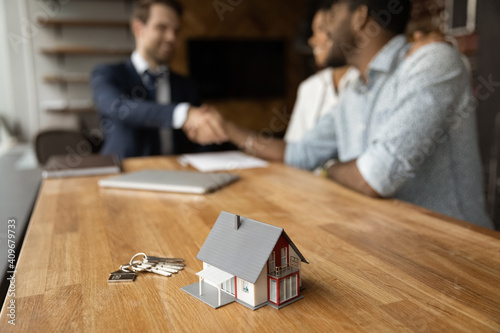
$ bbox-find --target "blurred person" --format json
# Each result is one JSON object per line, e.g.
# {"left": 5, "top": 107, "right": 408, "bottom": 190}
{"left": 287, "top": 1, "right": 445, "bottom": 143}
{"left": 285, "top": 2, "right": 358, "bottom": 142}
{"left": 91, "top": 0, "right": 226, "bottom": 159}
{"left": 203, "top": 0, "right": 493, "bottom": 229}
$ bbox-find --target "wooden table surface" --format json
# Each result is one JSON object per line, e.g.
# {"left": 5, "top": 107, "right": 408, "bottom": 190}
{"left": 1, "top": 156, "right": 499, "bottom": 332}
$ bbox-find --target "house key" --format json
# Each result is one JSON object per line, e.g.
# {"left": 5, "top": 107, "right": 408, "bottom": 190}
{"left": 145, "top": 266, "right": 173, "bottom": 277}
{"left": 145, "top": 256, "right": 185, "bottom": 264}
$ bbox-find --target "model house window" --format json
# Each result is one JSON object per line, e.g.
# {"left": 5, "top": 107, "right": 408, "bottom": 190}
{"left": 221, "top": 277, "right": 235, "bottom": 296}
{"left": 281, "top": 247, "right": 287, "bottom": 267}
{"left": 242, "top": 281, "right": 249, "bottom": 293}
{"left": 268, "top": 252, "right": 275, "bottom": 272}
{"left": 279, "top": 274, "right": 298, "bottom": 302}
{"left": 291, "top": 275, "right": 297, "bottom": 297}
{"left": 280, "top": 279, "right": 286, "bottom": 302}
{"left": 270, "top": 279, "right": 277, "bottom": 303}
{"left": 290, "top": 256, "right": 299, "bottom": 268}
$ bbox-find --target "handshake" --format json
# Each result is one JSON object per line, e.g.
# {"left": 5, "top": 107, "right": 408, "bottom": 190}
{"left": 182, "top": 105, "right": 229, "bottom": 145}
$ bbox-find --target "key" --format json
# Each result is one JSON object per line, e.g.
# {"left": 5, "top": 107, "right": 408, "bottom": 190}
{"left": 146, "top": 267, "right": 172, "bottom": 277}
{"left": 131, "top": 262, "right": 154, "bottom": 272}
{"left": 146, "top": 256, "right": 184, "bottom": 264}
{"left": 149, "top": 264, "right": 178, "bottom": 274}
{"left": 108, "top": 269, "right": 137, "bottom": 283}
{"left": 157, "top": 263, "right": 184, "bottom": 270}
{"left": 158, "top": 261, "right": 185, "bottom": 267}
{"left": 153, "top": 266, "right": 179, "bottom": 274}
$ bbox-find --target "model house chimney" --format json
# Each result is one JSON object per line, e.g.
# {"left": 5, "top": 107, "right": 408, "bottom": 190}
{"left": 235, "top": 215, "right": 241, "bottom": 230}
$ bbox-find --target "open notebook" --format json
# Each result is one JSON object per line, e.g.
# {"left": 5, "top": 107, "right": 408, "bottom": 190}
{"left": 98, "top": 169, "right": 239, "bottom": 194}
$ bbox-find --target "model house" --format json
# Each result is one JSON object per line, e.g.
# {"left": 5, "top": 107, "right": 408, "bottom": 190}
{"left": 181, "top": 211, "right": 309, "bottom": 310}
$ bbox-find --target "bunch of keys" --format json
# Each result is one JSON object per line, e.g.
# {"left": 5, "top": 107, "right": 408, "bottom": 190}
{"left": 108, "top": 252, "right": 185, "bottom": 283}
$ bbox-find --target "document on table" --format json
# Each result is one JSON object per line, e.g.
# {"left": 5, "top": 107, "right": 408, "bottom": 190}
{"left": 178, "top": 151, "right": 268, "bottom": 172}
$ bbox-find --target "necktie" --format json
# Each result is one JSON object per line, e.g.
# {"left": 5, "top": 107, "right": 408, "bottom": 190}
{"left": 144, "top": 69, "right": 173, "bottom": 155}
{"left": 144, "top": 70, "right": 159, "bottom": 101}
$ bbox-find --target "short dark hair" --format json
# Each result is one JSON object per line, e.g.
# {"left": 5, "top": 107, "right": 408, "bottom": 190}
{"left": 132, "top": 0, "right": 184, "bottom": 23}
{"left": 318, "top": 0, "right": 336, "bottom": 11}
{"left": 326, "top": 0, "right": 412, "bottom": 35}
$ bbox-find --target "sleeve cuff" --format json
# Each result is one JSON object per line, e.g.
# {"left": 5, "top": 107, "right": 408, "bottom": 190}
{"left": 356, "top": 145, "right": 401, "bottom": 197}
{"left": 172, "top": 103, "right": 190, "bottom": 129}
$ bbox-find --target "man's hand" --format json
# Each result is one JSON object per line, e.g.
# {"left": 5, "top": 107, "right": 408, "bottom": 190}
{"left": 182, "top": 105, "right": 228, "bottom": 145}
{"left": 407, "top": 31, "right": 446, "bottom": 57}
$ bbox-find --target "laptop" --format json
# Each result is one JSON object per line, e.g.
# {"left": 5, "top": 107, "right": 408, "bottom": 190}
{"left": 98, "top": 169, "right": 239, "bottom": 194}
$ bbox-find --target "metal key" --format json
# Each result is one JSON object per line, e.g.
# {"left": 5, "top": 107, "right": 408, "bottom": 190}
{"left": 118, "top": 253, "right": 186, "bottom": 279}
{"left": 157, "top": 263, "right": 184, "bottom": 270}
{"left": 131, "top": 262, "right": 154, "bottom": 272}
{"left": 146, "top": 256, "right": 185, "bottom": 264}
{"left": 146, "top": 267, "right": 172, "bottom": 277}
{"left": 153, "top": 265, "right": 179, "bottom": 274}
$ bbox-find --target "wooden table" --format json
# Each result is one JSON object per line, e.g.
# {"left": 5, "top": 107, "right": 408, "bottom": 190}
{"left": 1, "top": 156, "right": 499, "bottom": 332}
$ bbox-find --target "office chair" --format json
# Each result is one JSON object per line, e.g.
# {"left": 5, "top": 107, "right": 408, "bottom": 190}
{"left": 34, "top": 129, "right": 92, "bottom": 165}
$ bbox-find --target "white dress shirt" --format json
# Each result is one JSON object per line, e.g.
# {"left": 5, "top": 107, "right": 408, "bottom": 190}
{"left": 285, "top": 67, "right": 358, "bottom": 143}
{"left": 131, "top": 51, "right": 190, "bottom": 154}
{"left": 131, "top": 51, "right": 189, "bottom": 129}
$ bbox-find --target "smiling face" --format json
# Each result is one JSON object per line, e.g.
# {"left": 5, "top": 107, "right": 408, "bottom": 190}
{"left": 324, "top": 2, "right": 356, "bottom": 68}
{"left": 133, "top": 3, "right": 181, "bottom": 68}
{"left": 308, "top": 10, "right": 332, "bottom": 68}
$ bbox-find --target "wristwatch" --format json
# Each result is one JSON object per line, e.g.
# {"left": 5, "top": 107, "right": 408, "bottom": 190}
{"left": 321, "top": 159, "right": 338, "bottom": 178}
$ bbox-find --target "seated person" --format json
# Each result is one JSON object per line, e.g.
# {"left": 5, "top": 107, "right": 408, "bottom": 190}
{"left": 204, "top": 0, "right": 493, "bottom": 229}
{"left": 287, "top": 1, "right": 439, "bottom": 143}
{"left": 91, "top": 0, "right": 226, "bottom": 159}
{"left": 286, "top": 1, "right": 357, "bottom": 143}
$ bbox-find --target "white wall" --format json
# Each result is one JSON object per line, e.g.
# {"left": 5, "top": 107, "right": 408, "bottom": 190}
{"left": 236, "top": 277, "right": 254, "bottom": 306}
{"left": 0, "top": 0, "right": 133, "bottom": 142}
{"left": 0, "top": 0, "right": 38, "bottom": 142}
{"left": 253, "top": 268, "right": 269, "bottom": 306}
{"left": 0, "top": 2, "right": 13, "bottom": 128}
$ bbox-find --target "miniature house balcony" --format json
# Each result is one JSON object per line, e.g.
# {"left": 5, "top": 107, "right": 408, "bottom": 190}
{"left": 268, "top": 265, "right": 299, "bottom": 279}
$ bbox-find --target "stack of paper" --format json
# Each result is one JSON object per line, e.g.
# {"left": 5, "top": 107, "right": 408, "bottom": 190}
{"left": 179, "top": 151, "right": 268, "bottom": 172}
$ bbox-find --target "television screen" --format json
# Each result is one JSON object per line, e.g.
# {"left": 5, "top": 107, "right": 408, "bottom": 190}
{"left": 188, "top": 39, "right": 286, "bottom": 99}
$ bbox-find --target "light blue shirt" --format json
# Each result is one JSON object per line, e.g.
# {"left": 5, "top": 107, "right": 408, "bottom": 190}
{"left": 285, "top": 35, "right": 493, "bottom": 229}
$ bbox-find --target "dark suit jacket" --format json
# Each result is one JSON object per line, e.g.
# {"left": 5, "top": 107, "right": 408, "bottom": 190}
{"left": 91, "top": 60, "right": 203, "bottom": 159}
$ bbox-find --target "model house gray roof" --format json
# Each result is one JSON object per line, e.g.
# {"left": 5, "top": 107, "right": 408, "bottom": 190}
{"left": 197, "top": 211, "right": 308, "bottom": 284}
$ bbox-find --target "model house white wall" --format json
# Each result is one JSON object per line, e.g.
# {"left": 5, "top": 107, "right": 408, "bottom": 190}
{"left": 236, "top": 276, "right": 253, "bottom": 305}
{"left": 253, "top": 268, "right": 269, "bottom": 306}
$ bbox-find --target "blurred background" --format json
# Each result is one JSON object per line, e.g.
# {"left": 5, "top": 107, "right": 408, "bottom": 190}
{"left": 0, "top": 0, "right": 499, "bottom": 226}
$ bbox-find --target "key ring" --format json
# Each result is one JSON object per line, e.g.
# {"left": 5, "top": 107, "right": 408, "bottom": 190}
{"left": 129, "top": 252, "right": 148, "bottom": 266}
{"left": 119, "top": 264, "right": 134, "bottom": 272}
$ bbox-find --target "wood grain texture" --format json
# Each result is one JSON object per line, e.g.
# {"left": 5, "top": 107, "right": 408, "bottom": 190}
{"left": 1, "top": 156, "right": 499, "bottom": 332}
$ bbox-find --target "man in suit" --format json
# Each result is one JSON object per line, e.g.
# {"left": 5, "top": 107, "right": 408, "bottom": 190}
{"left": 91, "top": 0, "right": 227, "bottom": 159}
